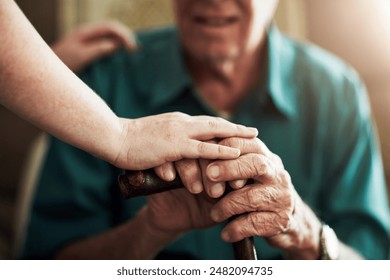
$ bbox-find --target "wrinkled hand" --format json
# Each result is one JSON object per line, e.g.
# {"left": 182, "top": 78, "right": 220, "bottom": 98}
{"left": 52, "top": 21, "right": 137, "bottom": 72}
{"left": 113, "top": 112, "right": 258, "bottom": 171}
{"left": 144, "top": 188, "right": 216, "bottom": 235}
{"left": 157, "top": 138, "right": 261, "bottom": 196}
{"left": 204, "top": 137, "right": 322, "bottom": 259}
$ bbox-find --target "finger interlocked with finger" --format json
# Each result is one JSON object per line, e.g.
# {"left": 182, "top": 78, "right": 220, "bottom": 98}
{"left": 203, "top": 137, "right": 321, "bottom": 258}
{"left": 153, "top": 135, "right": 321, "bottom": 259}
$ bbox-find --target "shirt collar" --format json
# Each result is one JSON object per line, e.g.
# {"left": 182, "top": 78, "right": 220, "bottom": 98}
{"left": 264, "top": 25, "right": 298, "bottom": 119}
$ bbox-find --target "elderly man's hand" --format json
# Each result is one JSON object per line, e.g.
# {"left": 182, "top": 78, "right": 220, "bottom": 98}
{"left": 144, "top": 188, "right": 216, "bottom": 236}
{"left": 52, "top": 21, "right": 137, "bottom": 72}
{"left": 205, "top": 137, "right": 322, "bottom": 259}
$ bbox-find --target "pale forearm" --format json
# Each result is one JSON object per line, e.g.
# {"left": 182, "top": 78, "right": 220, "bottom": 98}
{"left": 56, "top": 208, "right": 180, "bottom": 260}
{"left": 0, "top": 1, "right": 123, "bottom": 163}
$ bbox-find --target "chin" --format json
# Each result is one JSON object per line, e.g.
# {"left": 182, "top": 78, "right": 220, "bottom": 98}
{"left": 196, "top": 46, "right": 240, "bottom": 62}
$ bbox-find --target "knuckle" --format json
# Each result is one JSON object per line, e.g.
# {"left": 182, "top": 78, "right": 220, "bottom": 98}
{"left": 254, "top": 137, "right": 263, "bottom": 148}
{"left": 171, "top": 111, "right": 186, "bottom": 118}
{"left": 237, "top": 138, "right": 246, "bottom": 150}
{"left": 165, "top": 152, "right": 179, "bottom": 162}
{"left": 229, "top": 137, "right": 243, "bottom": 149}
{"left": 217, "top": 144, "right": 226, "bottom": 154}
{"left": 248, "top": 213, "right": 260, "bottom": 230}
{"left": 284, "top": 193, "right": 294, "bottom": 212}
{"left": 244, "top": 137, "right": 260, "bottom": 154}
{"left": 246, "top": 212, "right": 284, "bottom": 237}
{"left": 219, "top": 137, "right": 236, "bottom": 148}
{"left": 215, "top": 116, "right": 225, "bottom": 123}
{"left": 247, "top": 212, "right": 267, "bottom": 236}
{"left": 229, "top": 222, "right": 243, "bottom": 239}
{"left": 177, "top": 160, "right": 195, "bottom": 171}
{"left": 164, "top": 112, "right": 173, "bottom": 118}
{"left": 220, "top": 201, "right": 236, "bottom": 219}
{"left": 228, "top": 190, "right": 247, "bottom": 208}
{"left": 176, "top": 160, "right": 198, "bottom": 180}
{"left": 235, "top": 160, "right": 248, "bottom": 178}
{"left": 232, "top": 155, "right": 256, "bottom": 179}
{"left": 255, "top": 138, "right": 267, "bottom": 152}
{"left": 278, "top": 170, "right": 291, "bottom": 187}
{"left": 252, "top": 154, "right": 268, "bottom": 176}
{"left": 262, "top": 188, "right": 278, "bottom": 205}
{"left": 207, "top": 119, "right": 219, "bottom": 129}
{"left": 245, "top": 188, "right": 262, "bottom": 210}
{"left": 197, "top": 142, "right": 208, "bottom": 154}
{"left": 276, "top": 212, "right": 292, "bottom": 233}
{"left": 165, "top": 112, "right": 184, "bottom": 120}
{"left": 272, "top": 154, "right": 283, "bottom": 167}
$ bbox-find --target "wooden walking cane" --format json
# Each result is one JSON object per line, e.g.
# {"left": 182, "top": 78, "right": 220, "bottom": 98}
{"left": 118, "top": 169, "right": 257, "bottom": 260}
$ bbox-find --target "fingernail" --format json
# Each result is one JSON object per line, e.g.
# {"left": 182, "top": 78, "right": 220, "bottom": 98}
{"left": 208, "top": 165, "right": 220, "bottom": 180}
{"left": 211, "top": 183, "right": 224, "bottom": 198}
{"left": 221, "top": 231, "right": 231, "bottom": 242}
{"left": 234, "top": 180, "right": 246, "bottom": 189}
{"left": 230, "top": 148, "right": 240, "bottom": 157}
{"left": 210, "top": 209, "right": 221, "bottom": 222}
{"left": 251, "top": 127, "right": 258, "bottom": 135}
{"left": 244, "top": 127, "right": 258, "bottom": 136}
{"left": 191, "top": 181, "right": 203, "bottom": 194}
{"left": 164, "top": 169, "right": 175, "bottom": 181}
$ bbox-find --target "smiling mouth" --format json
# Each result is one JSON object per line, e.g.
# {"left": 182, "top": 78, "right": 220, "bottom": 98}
{"left": 194, "top": 16, "right": 239, "bottom": 27}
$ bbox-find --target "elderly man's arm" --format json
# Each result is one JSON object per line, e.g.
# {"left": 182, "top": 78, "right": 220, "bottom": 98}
{"left": 55, "top": 208, "right": 179, "bottom": 259}
{"left": 55, "top": 188, "right": 216, "bottom": 259}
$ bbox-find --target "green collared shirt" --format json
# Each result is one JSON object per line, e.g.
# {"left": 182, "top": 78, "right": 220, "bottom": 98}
{"left": 23, "top": 26, "right": 390, "bottom": 259}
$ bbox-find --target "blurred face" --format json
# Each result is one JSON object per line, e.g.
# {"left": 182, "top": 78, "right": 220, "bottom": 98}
{"left": 172, "top": 0, "right": 279, "bottom": 62}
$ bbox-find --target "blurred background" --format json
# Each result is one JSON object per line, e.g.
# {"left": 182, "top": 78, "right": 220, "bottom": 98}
{"left": 1, "top": 0, "right": 390, "bottom": 259}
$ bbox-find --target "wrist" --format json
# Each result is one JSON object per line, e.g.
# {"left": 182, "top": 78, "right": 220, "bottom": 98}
{"left": 133, "top": 207, "right": 183, "bottom": 259}
{"left": 109, "top": 117, "right": 133, "bottom": 169}
{"left": 140, "top": 206, "right": 185, "bottom": 241}
{"left": 284, "top": 201, "right": 322, "bottom": 259}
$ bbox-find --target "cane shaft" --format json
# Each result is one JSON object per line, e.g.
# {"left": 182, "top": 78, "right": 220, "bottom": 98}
{"left": 232, "top": 237, "right": 257, "bottom": 260}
